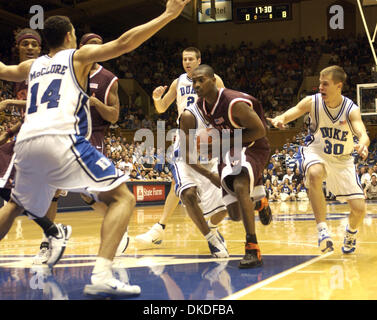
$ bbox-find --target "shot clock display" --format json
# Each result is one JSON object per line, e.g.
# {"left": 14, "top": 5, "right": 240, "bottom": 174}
{"left": 234, "top": 3, "right": 291, "bottom": 23}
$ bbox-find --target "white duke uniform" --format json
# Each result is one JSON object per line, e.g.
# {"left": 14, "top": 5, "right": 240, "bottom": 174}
{"left": 12, "top": 49, "right": 127, "bottom": 217}
{"left": 171, "top": 102, "right": 225, "bottom": 218}
{"left": 298, "top": 93, "right": 364, "bottom": 200}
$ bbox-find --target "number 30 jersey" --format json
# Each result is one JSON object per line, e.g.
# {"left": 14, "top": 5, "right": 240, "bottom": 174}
{"left": 306, "top": 93, "right": 358, "bottom": 157}
{"left": 17, "top": 49, "right": 91, "bottom": 143}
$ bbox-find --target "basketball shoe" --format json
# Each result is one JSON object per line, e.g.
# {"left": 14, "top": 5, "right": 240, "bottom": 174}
{"left": 318, "top": 227, "right": 334, "bottom": 253}
{"left": 255, "top": 196, "right": 272, "bottom": 226}
{"left": 84, "top": 277, "right": 141, "bottom": 298}
{"left": 135, "top": 223, "right": 164, "bottom": 245}
{"left": 32, "top": 241, "right": 50, "bottom": 265}
{"left": 342, "top": 225, "right": 357, "bottom": 254}
{"left": 47, "top": 224, "right": 72, "bottom": 267}
{"left": 239, "top": 242, "right": 263, "bottom": 268}
{"left": 207, "top": 232, "right": 229, "bottom": 258}
{"left": 207, "top": 221, "right": 227, "bottom": 249}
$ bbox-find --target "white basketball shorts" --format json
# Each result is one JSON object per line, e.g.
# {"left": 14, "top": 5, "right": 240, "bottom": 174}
{"left": 170, "top": 158, "right": 225, "bottom": 217}
{"left": 299, "top": 146, "right": 364, "bottom": 200}
{"left": 12, "top": 135, "right": 128, "bottom": 218}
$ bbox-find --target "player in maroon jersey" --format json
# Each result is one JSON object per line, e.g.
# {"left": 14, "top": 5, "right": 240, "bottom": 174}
{"left": 79, "top": 33, "right": 120, "bottom": 154}
{"left": 190, "top": 64, "right": 271, "bottom": 268}
{"left": 77, "top": 33, "right": 129, "bottom": 255}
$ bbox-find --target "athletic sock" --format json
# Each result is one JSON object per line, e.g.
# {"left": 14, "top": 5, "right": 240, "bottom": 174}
{"left": 92, "top": 257, "right": 113, "bottom": 284}
{"left": 33, "top": 217, "right": 59, "bottom": 237}
{"left": 246, "top": 233, "right": 258, "bottom": 244}
{"left": 317, "top": 222, "right": 328, "bottom": 232}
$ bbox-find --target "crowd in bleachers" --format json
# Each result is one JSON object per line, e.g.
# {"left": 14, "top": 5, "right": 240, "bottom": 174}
{"left": 1, "top": 33, "right": 377, "bottom": 188}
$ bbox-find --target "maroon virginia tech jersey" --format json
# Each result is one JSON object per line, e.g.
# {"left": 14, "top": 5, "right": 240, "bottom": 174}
{"left": 89, "top": 65, "right": 118, "bottom": 134}
{"left": 197, "top": 88, "right": 270, "bottom": 152}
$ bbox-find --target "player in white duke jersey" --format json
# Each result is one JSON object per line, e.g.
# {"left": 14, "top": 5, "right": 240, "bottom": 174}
{"left": 268, "top": 65, "right": 369, "bottom": 254}
{"left": 32, "top": 32, "right": 130, "bottom": 265}
{"left": 174, "top": 101, "right": 229, "bottom": 257}
{"left": 135, "top": 47, "right": 226, "bottom": 245}
{"left": 0, "top": 0, "right": 191, "bottom": 298}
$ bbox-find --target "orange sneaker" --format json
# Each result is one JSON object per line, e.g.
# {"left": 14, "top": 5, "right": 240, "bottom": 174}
{"left": 255, "top": 197, "right": 272, "bottom": 226}
{"left": 239, "top": 243, "right": 263, "bottom": 269}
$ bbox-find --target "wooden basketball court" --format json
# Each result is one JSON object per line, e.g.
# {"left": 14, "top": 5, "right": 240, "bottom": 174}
{"left": 0, "top": 200, "right": 376, "bottom": 300}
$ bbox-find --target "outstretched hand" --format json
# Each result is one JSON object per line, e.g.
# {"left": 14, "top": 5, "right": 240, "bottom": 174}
{"left": 354, "top": 143, "right": 369, "bottom": 160}
{"left": 165, "top": 0, "right": 192, "bottom": 19}
{"left": 266, "top": 117, "right": 287, "bottom": 129}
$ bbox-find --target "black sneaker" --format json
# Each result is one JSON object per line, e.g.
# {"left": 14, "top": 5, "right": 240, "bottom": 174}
{"left": 255, "top": 197, "right": 272, "bottom": 226}
{"left": 239, "top": 243, "right": 263, "bottom": 269}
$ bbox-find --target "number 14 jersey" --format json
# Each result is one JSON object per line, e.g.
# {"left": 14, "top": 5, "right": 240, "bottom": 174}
{"left": 17, "top": 49, "right": 91, "bottom": 143}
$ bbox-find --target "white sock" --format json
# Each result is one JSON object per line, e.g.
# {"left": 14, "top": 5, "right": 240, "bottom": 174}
{"left": 205, "top": 231, "right": 215, "bottom": 241}
{"left": 208, "top": 220, "right": 218, "bottom": 229}
{"left": 42, "top": 235, "right": 49, "bottom": 243}
{"left": 347, "top": 225, "right": 358, "bottom": 234}
{"left": 317, "top": 222, "right": 328, "bottom": 232}
{"left": 91, "top": 257, "right": 113, "bottom": 284}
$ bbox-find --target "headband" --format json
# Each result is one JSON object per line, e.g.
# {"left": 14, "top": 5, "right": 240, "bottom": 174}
{"left": 16, "top": 34, "right": 41, "bottom": 46}
{"left": 80, "top": 33, "right": 103, "bottom": 45}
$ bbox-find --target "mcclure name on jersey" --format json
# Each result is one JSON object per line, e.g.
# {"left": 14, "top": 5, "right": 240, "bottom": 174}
{"left": 30, "top": 64, "right": 68, "bottom": 81}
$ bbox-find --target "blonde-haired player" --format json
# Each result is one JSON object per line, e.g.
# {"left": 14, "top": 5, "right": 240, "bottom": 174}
{"left": 268, "top": 65, "right": 369, "bottom": 254}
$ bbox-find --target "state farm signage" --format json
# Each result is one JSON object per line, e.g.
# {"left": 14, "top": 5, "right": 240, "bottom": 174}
{"left": 133, "top": 185, "right": 166, "bottom": 202}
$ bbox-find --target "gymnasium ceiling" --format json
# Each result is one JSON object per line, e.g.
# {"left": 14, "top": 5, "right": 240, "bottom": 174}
{"left": 0, "top": 0, "right": 316, "bottom": 36}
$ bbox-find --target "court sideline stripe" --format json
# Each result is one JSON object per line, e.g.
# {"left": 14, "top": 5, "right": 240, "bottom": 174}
{"left": 222, "top": 251, "right": 334, "bottom": 300}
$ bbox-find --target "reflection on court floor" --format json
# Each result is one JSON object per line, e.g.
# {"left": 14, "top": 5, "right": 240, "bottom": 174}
{"left": 1, "top": 201, "right": 377, "bottom": 300}
{"left": 0, "top": 254, "right": 317, "bottom": 300}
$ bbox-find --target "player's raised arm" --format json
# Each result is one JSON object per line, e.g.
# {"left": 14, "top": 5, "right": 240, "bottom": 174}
{"left": 267, "top": 96, "right": 312, "bottom": 129}
{"left": 0, "top": 59, "right": 34, "bottom": 82}
{"left": 153, "top": 79, "right": 178, "bottom": 113}
{"left": 75, "top": 0, "right": 191, "bottom": 65}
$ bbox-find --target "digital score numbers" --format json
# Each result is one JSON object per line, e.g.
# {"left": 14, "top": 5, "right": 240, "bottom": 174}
{"left": 234, "top": 3, "right": 291, "bottom": 23}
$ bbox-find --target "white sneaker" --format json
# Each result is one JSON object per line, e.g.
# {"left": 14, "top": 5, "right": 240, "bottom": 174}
{"left": 318, "top": 228, "right": 334, "bottom": 253}
{"left": 32, "top": 241, "right": 51, "bottom": 265}
{"left": 47, "top": 224, "right": 72, "bottom": 267}
{"left": 115, "top": 231, "right": 130, "bottom": 257}
{"left": 207, "top": 232, "right": 229, "bottom": 258}
{"left": 135, "top": 223, "right": 164, "bottom": 245}
{"left": 83, "top": 277, "right": 141, "bottom": 298}
{"left": 342, "top": 226, "right": 357, "bottom": 254}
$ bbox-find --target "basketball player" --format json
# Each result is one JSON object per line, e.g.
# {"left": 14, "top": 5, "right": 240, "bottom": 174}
{"left": 190, "top": 64, "right": 271, "bottom": 268}
{"left": 0, "top": 0, "right": 191, "bottom": 298}
{"left": 33, "top": 33, "right": 129, "bottom": 264}
{"left": 0, "top": 29, "right": 71, "bottom": 267}
{"left": 267, "top": 65, "right": 369, "bottom": 254}
{"left": 136, "top": 47, "right": 271, "bottom": 245}
{"left": 174, "top": 97, "right": 229, "bottom": 257}
{"left": 135, "top": 47, "right": 225, "bottom": 246}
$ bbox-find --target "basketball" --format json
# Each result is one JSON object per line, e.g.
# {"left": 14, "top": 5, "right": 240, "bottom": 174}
{"left": 196, "top": 128, "right": 214, "bottom": 150}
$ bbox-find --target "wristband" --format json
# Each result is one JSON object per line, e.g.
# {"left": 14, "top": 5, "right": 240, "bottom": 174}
{"left": 52, "top": 197, "right": 59, "bottom": 202}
